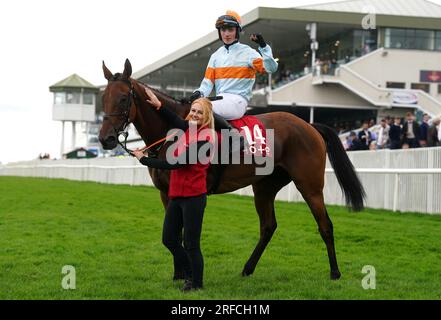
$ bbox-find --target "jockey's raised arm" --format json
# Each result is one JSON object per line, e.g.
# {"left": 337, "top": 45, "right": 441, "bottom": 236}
{"left": 188, "top": 10, "right": 278, "bottom": 126}
{"left": 248, "top": 38, "right": 278, "bottom": 75}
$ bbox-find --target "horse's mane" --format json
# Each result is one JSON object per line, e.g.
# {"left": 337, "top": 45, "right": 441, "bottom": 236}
{"left": 136, "top": 79, "right": 186, "bottom": 107}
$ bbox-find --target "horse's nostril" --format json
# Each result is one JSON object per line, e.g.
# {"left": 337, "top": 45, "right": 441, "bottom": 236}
{"left": 100, "top": 135, "right": 117, "bottom": 150}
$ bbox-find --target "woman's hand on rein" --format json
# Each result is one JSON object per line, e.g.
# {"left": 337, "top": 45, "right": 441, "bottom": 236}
{"left": 144, "top": 87, "right": 162, "bottom": 110}
{"left": 132, "top": 149, "right": 146, "bottom": 160}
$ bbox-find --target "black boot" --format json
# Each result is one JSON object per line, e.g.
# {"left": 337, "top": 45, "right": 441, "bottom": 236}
{"left": 181, "top": 279, "right": 203, "bottom": 292}
{"left": 213, "top": 113, "right": 244, "bottom": 153}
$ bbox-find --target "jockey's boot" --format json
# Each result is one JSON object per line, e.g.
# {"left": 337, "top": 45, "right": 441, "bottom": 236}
{"left": 213, "top": 113, "right": 244, "bottom": 153}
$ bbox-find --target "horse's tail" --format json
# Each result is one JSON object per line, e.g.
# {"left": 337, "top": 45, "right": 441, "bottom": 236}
{"left": 312, "top": 123, "right": 366, "bottom": 212}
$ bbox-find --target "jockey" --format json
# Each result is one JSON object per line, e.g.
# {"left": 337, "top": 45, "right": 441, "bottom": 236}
{"left": 187, "top": 10, "right": 278, "bottom": 138}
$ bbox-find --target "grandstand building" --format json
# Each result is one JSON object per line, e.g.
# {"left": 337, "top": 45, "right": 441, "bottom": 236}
{"left": 92, "top": 0, "right": 441, "bottom": 149}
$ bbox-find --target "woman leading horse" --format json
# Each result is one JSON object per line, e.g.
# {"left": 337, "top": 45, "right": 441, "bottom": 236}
{"left": 132, "top": 90, "right": 215, "bottom": 291}
{"left": 99, "top": 57, "right": 365, "bottom": 282}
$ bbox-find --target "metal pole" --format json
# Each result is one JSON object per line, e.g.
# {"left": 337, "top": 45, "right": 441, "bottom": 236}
{"left": 61, "top": 121, "right": 65, "bottom": 158}
{"left": 85, "top": 122, "right": 89, "bottom": 148}
{"left": 71, "top": 121, "right": 76, "bottom": 150}
{"left": 310, "top": 107, "right": 315, "bottom": 124}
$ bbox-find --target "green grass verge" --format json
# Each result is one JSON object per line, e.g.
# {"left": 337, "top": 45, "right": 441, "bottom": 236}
{"left": 0, "top": 176, "right": 440, "bottom": 300}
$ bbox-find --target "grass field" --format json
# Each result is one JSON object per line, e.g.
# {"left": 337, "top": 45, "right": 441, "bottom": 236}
{"left": 1, "top": 176, "right": 440, "bottom": 300}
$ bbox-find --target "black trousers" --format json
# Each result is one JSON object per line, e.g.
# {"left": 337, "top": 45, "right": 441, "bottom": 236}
{"left": 403, "top": 138, "right": 420, "bottom": 149}
{"left": 162, "top": 194, "right": 206, "bottom": 288}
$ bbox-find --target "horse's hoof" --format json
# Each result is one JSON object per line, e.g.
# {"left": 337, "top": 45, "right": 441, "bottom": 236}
{"left": 330, "top": 271, "right": 341, "bottom": 280}
{"left": 241, "top": 268, "right": 254, "bottom": 277}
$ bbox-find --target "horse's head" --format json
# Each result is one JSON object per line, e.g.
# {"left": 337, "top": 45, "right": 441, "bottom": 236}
{"left": 99, "top": 59, "right": 137, "bottom": 150}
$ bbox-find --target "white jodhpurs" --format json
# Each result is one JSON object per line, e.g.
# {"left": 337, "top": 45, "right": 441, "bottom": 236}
{"left": 211, "top": 93, "right": 248, "bottom": 120}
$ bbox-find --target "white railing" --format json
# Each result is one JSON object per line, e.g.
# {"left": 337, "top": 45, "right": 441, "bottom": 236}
{"left": 2, "top": 147, "right": 441, "bottom": 215}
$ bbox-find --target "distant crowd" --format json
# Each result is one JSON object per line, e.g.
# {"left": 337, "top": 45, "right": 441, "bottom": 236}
{"left": 38, "top": 153, "right": 51, "bottom": 160}
{"left": 313, "top": 58, "right": 339, "bottom": 76}
{"left": 344, "top": 113, "right": 441, "bottom": 151}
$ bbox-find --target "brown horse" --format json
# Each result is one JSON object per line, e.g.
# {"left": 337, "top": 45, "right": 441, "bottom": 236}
{"left": 99, "top": 59, "right": 365, "bottom": 280}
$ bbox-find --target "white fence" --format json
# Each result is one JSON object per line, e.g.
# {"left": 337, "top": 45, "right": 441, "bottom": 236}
{"left": 2, "top": 147, "right": 441, "bottom": 215}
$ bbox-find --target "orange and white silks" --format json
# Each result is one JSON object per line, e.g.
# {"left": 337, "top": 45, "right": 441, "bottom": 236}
{"left": 196, "top": 42, "right": 278, "bottom": 102}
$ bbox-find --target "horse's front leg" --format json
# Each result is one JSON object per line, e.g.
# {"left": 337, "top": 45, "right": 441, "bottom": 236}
{"left": 242, "top": 171, "right": 289, "bottom": 276}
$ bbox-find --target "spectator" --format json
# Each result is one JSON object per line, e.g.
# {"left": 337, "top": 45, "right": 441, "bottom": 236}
{"left": 428, "top": 118, "right": 440, "bottom": 147}
{"left": 322, "top": 60, "right": 329, "bottom": 75}
{"left": 419, "top": 113, "right": 430, "bottom": 147}
{"left": 376, "top": 119, "right": 390, "bottom": 150}
{"left": 347, "top": 132, "right": 364, "bottom": 151}
{"left": 314, "top": 58, "right": 322, "bottom": 76}
{"left": 402, "top": 112, "right": 420, "bottom": 148}
{"left": 389, "top": 117, "right": 402, "bottom": 150}
{"left": 329, "top": 58, "right": 338, "bottom": 75}
{"left": 358, "top": 122, "right": 373, "bottom": 150}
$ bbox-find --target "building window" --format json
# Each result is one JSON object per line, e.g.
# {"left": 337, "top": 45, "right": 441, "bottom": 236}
{"left": 54, "top": 92, "right": 65, "bottom": 104}
{"left": 438, "top": 84, "right": 441, "bottom": 94}
{"left": 387, "top": 82, "right": 405, "bottom": 89}
{"left": 385, "top": 28, "right": 436, "bottom": 51}
{"left": 436, "top": 31, "right": 441, "bottom": 51}
{"left": 411, "top": 83, "right": 430, "bottom": 93}
{"left": 83, "top": 93, "right": 94, "bottom": 105}
{"left": 66, "top": 92, "right": 81, "bottom": 104}
{"left": 353, "top": 29, "right": 378, "bottom": 56}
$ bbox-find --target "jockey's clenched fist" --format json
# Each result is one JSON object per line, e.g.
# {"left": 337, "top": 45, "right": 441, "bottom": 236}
{"left": 250, "top": 33, "right": 266, "bottom": 48}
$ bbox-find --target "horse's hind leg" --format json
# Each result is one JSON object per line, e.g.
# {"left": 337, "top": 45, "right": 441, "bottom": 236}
{"left": 302, "top": 191, "right": 341, "bottom": 280}
{"left": 242, "top": 168, "right": 290, "bottom": 276}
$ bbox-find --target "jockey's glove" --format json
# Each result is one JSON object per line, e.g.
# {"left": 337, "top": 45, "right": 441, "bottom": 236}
{"left": 252, "top": 33, "right": 267, "bottom": 48}
{"left": 180, "top": 90, "right": 201, "bottom": 104}
{"left": 187, "top": 90, "right": 202, "bottom": 104}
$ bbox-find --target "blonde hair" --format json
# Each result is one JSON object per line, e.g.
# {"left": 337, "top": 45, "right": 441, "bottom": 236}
{"left": 185, "top": 97, "right": 216, "bottom": 143}
{"left": 186, "top": 98, "right": 215, "bottom": 130}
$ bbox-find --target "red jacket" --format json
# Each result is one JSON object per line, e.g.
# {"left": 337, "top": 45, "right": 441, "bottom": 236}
{"left": 168, "top": 126, "right": 213, "bottom": 199}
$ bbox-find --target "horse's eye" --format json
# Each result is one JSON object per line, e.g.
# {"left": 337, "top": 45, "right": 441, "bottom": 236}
{"left": 119, "top": 96, "right": 128, "bottom": 106}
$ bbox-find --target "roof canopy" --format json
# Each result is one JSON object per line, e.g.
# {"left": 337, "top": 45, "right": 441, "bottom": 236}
{"left": 298, "top": 0, "right": 441, "bottom": 18}
{"left": 132, "top": 0, "right": 441, "bottom": 93}
{"left": 50, "top": 74, "right": 99, "bottom": 92}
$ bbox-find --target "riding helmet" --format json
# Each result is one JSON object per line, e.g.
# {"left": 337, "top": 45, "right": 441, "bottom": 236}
{"left": 215, "top": 10, "right": 242, "bottom": 41}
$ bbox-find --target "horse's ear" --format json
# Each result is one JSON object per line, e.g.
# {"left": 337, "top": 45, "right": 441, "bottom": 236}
{"left": 103, "top": 61, "right": 113, "bottom": 81}
{"left": 122, "top": 58, "right": 132, "bottom": 79}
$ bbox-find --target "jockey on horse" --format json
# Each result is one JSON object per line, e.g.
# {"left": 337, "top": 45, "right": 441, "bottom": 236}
{"left": 188, "top": 10, "right": 278, "bottom": 148}
{"left": 99, "top": 11, "right": 365, "bottom": 283}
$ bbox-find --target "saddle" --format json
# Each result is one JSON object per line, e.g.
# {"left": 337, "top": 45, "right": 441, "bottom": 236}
{"left": 209, "top": 115, "right": 270, "bottom": 194}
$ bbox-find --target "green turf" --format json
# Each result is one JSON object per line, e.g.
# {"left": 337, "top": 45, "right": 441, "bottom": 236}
{"left": 0, "top": 176, "right": 440, "bottom": 300}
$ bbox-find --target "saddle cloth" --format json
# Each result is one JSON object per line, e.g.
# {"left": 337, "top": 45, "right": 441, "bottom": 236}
{"left": 229, "top": 115, "right": 270, "bottom": 157}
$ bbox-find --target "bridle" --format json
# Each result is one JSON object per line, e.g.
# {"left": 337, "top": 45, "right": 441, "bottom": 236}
{"left": 102, "top": 77, "right": 137, "bottom": 155}
{"left": 103, "top": 77, "right": 168, "bottom": 157}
